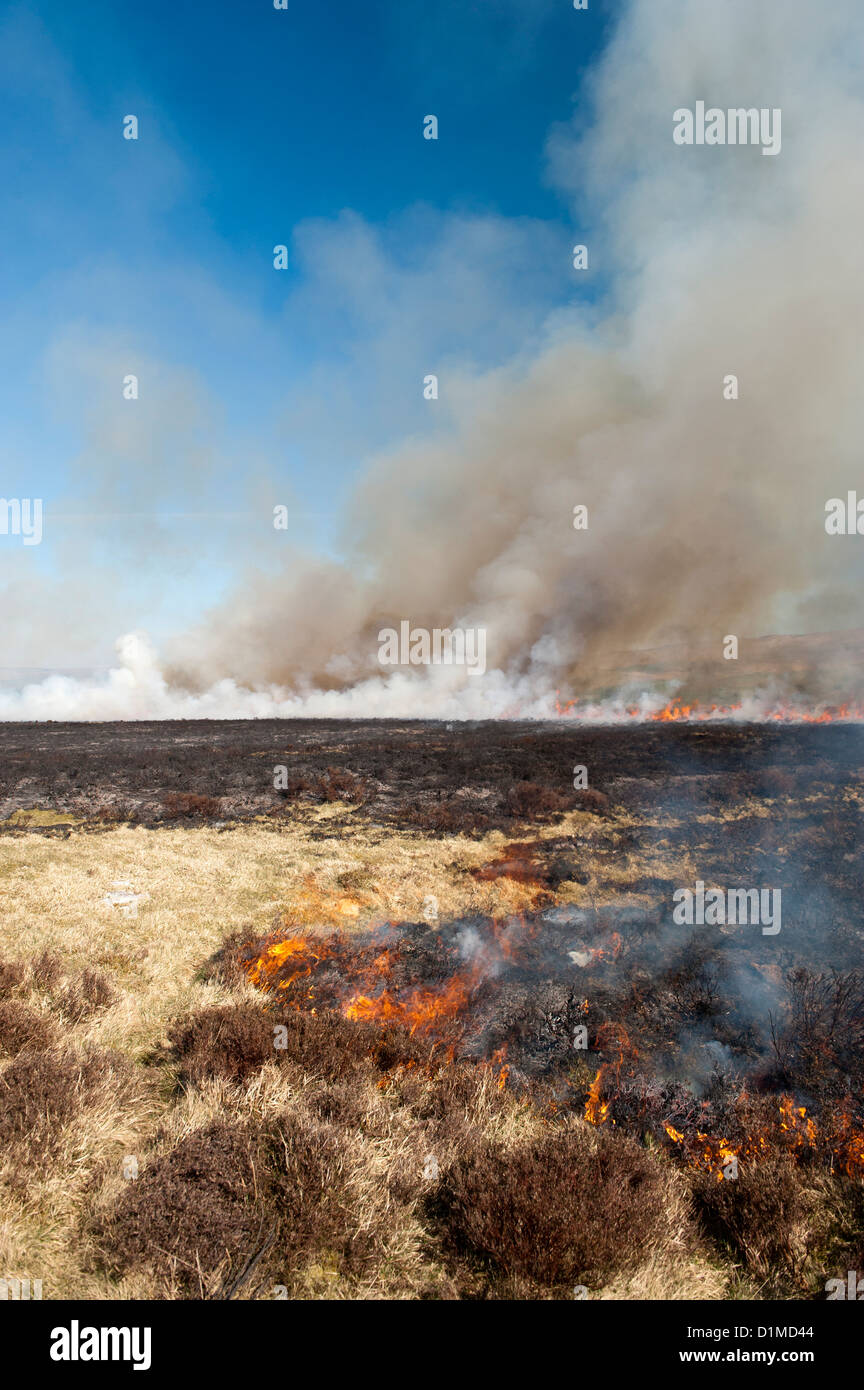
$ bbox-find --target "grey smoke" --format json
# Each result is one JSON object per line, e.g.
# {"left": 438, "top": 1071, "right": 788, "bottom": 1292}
{"left": 162, "top": 0, "right": 864, "bottom": 712}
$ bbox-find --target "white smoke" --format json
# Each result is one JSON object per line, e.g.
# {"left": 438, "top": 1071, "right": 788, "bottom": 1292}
{"left": 0, "top": 630, "right": 857, "bottom": 723}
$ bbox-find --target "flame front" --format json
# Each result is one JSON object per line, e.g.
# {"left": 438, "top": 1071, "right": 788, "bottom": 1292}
{"left": 554, "top": 693, "right": 864, "bottom": 723}
{"left": 343, "top": 969, "right": 477, "bottom": 1035}
{"left": 240, "top": 908, "right": 864, "bottom": 1174}
{"left": 242, "top": 918, "right": 485, "bottom": 1051}
{"left": 663, "top": 1093, "right": 864, "bottom": 1180}
{"left": 246, "top": 933, "right": 330, "bottom": 991}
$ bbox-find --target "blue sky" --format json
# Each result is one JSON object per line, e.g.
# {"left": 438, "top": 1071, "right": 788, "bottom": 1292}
{"left": 0, "top": 0, "right": 613, "bottom": 666}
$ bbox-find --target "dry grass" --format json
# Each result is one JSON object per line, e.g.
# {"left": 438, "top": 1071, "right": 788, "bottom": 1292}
{"left": 0, "top": 806, "right": 828, "bottom": 1301}
{"left": 0, "top": 815, "right": 572, "bottom": 1299}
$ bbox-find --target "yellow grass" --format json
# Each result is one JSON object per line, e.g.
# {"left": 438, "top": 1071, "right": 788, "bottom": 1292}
{"left": 0, "top": 809, "right": 718, "bottom": 1301}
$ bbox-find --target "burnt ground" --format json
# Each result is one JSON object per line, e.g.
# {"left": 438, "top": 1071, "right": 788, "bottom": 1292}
{"left": 7, "top": 716, "right": 861, "bottom": 1101}
{"left": 3, "top": 720, "right": 862, "bottom": 1004}
{"left": 2, "top": 719, "right": 862, "bottom": 981}
{"left": 1, "top": 716, "right": 863, "bottom": 833}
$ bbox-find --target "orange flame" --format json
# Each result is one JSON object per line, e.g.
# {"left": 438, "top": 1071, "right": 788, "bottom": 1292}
{"left": 490, "top": 1044, "right": 510, "bottom": 1091}
{"left": 584, "top": 1022, "right": 636, "bottom": 1125}
{"left": 662, "top": 1093, "right": 864, "bottom": 1180}
{"left": 555, "top": 692, "right": 864, "bottom": 723}
{"left": 585, "top": 1067, "right": 611, "bottom": 1125}
{"left": 246, "top": 933, "right": 332, "bottom": 991}
{"left": 343, "top": 968, "right": 477, "bottom": 1035}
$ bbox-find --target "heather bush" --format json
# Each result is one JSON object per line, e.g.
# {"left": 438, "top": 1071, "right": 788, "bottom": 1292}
{"left": 503, "top": 782, "right": 572, "bottom": 819}
{"left": 0, "top": 1047, "right": 124, "bottom": 1167}
{"left": 29, "top": 948, "right": 62, "bottom": 992}
{"left": 169, "top": 1004, "right": 277, "bottom": 1086}
{"left": 60, "top": 968, "right": 117, "bottom": 1023}
{"left": 99, "top": 1113, "right": 382, "bottom": 1296}
{"left": 99, "top": 1122, "right": 269, "bottom": 1296}
{"left": 0, "top": 957, "right": 26, "bottom": 997}
{"left": 692, "top": 1154, "right": 810, "bottom": 1278}
{"left": 161, "top": 792, "right": 224, "bottom": 820}
{"left": 0, "top": 1000, "right": 54, "bottom": 1055}
{"left": 431, "top": 1121, "right": 677, "bottom": 1288}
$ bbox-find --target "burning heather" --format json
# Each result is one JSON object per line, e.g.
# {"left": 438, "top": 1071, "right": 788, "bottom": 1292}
{"left": 556, "top": 696, "right": 864, "bottom": 725}
{"left": 237, "top": 859, "right": 864, "bottom": 1188}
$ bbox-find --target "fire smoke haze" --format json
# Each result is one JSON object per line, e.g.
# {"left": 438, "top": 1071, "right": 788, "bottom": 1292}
{"left": 3, "top": 0, "right": 864, "bottom": 719}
